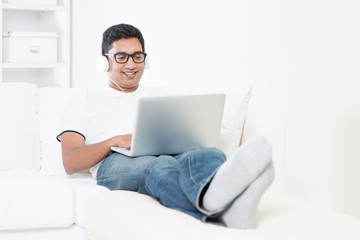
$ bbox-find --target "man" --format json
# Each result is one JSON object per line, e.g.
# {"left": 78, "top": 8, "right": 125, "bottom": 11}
{"left": 57, "top": 23, "right": 274, "bottom": 229}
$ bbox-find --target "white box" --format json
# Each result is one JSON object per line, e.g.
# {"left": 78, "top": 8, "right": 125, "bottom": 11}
{"left": 3, "top": 0, "right": 57, "bottom": 5}
{"left": 3, "top": 32, "right": 58, "bottom": 63}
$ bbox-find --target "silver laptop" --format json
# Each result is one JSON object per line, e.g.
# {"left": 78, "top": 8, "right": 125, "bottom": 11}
{"left": 111, "top": 93, "right": 225, "bottom": 157}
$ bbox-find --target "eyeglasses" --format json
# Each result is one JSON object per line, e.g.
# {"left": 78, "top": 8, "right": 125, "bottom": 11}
{"left": 104, "top": 52, "right": 147, "bottom": 64}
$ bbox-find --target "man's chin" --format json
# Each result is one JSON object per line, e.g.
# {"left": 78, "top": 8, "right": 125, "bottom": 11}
{"left": 121, "top": 81, "right": 140, "bottom": 92}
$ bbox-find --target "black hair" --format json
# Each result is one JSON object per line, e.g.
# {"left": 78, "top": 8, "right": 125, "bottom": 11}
{"left": 101, "top": 23, "right": 145, "bottom": 55}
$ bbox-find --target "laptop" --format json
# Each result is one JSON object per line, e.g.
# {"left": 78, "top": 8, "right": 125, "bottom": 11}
{"left": 110, "top": 93, "right": 225, "bottom": 157}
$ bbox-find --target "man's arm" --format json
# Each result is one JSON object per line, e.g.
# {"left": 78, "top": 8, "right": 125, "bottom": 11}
{"left": 61, "top": 132, "right": 131, "bottom": 175}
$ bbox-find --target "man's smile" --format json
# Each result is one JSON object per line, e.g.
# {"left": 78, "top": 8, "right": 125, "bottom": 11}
{"left": 123, "top": 71, "right": 137, "bottom": 79}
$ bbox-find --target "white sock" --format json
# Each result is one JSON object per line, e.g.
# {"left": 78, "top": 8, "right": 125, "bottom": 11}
{"left": 202, "top": 135, "right": 272, "bottom": 212}
{"left": 219, "top": 161, "right": 275, "bottom": 229}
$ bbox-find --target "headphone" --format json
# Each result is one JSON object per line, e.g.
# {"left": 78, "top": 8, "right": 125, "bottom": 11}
{"left": 96, "top": 55, "right": 150, "bottom": 72}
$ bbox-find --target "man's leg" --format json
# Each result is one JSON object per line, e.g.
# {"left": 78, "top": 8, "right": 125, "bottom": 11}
{"left": 97, "top": 151, "right": 221, "bottom": 221}
{"left": 219, "top": 161, "right": 275, "bottom": 229}
{"left": 97, "top": 152, "right": 158, "bottom": 191}
{"left": 175, "top": 148, "right": 227, "bottom": 216}
{"left": 141, "top": 155, "right": 208, "bottom": 220}
{"left": 202, "top": 135, "right": 272, "bottom": 212}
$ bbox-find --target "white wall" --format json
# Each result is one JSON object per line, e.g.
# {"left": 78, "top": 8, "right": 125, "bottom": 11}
{"left": 71, "top": 0, "right": 360, "bottom": 219}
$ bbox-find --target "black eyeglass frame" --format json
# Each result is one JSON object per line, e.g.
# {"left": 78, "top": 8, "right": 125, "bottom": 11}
{"left": 104, "top": 52, "right": 147, "bottom": 64}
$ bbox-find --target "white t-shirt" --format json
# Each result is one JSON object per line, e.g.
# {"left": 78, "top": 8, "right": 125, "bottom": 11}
{"left": 57, "top": 84, "right": 166, "bottom": 178}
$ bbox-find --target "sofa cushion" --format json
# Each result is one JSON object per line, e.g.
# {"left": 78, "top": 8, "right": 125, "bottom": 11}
{"left": 86, "top": 191, "right": 360, "bottom": 240}
{"left": 0, "top": 83, "right": 40, "bottom": 171}
{"left": 0, "top": 225, "right": 86, "bottom": 240}
{"left": 85, "top": 191, "right": 249, "bottom": 240}
{"left": 218, "top": 82, "right": 252, "bottom": 158}
{"left": 38, "top": 87, "right": 86, "bottom": 175}
{"left": 52, "top": 173, "right": 109, "bottom": 228}
{"left": 0, "top": 171, "right": 75, "bottom": 230}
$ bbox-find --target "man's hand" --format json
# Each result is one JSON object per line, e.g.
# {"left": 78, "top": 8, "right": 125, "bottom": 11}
{"left": 110, "top": 134, "right": 132, "bottom": 149}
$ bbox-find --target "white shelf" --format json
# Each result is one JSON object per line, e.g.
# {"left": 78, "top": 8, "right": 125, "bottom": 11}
{"left": 2, "top": 62, "right": 66, "bottom": 68}
{"left": 1, "top": 0, "right": 71, "bottom": 87}
{"left": 1, "top": 3, "right": 65, "bottom": 11}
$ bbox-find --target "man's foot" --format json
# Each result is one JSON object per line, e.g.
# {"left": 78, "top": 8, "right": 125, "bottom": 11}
{"left": 202, "top": 135, "right": 272, "bottom": 212}
{"left": 219, "top": 161, "right": 275, "bottom": 229}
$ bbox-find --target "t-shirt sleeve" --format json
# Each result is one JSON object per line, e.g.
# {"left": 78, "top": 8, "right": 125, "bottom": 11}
{"left": 56, "top": 93, "right": 87, "bottom": 142}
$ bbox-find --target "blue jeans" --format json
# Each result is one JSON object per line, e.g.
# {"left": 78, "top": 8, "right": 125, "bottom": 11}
{"left": 96, "top": 148, "right": 226, "bottom": 221}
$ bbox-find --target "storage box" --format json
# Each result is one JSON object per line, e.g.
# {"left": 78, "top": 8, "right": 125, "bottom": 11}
{"left": 3, "top": 32, "right": 58, "bottom": 63}
{"left": 3, "top": 0, "right": 57, "bottom": 5}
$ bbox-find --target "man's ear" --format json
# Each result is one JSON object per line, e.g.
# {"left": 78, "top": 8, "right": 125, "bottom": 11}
{"left": 96, "top": 56, "right": 109, "bottom": 72}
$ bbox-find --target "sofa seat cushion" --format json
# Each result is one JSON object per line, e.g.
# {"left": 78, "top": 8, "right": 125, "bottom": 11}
{"left": 85, "top": 191, "right": 360, "bottom": 240}
{"left": 0, "top": 171, "right": 74, "bottom": 230}
{"left": 0, "top": 225, "right": 86, "bottom": 240}
{"left": 52, "top": 173, "right": 109, "bottom": 228}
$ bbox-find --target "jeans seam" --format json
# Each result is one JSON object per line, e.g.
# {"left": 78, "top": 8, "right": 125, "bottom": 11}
{"left": 188, "top": 157, "right": 198, "bottom": 185}
{"left": 97, "top": 175, "right": 117, "bottom": 184}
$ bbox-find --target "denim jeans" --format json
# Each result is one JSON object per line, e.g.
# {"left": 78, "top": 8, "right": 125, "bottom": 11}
{"left": 96, "top": 148, "right": 226, "bottom": 221}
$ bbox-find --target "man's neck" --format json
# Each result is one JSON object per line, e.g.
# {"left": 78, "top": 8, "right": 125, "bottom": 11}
{"left": 108, "top": 83, "right": 138, "bottom": 93}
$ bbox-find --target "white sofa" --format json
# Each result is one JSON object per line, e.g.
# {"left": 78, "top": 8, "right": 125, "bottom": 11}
{"left": 0, "top": 82, "right": 359, "bottom": 240}
{"left": 0, "top": 83, "right": 109, "bottom": 240}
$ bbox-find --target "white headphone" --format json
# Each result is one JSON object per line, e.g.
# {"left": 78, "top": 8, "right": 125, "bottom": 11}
{"left": 96, "top": 56, "right": 109, "bottom": 72}
{"left": 96, "top": 55, "right": 150, "bottom": 72}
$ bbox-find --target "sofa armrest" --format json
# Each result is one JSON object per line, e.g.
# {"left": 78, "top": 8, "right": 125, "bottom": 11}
{"left": 240, "top": 112, "right": 286, "bottom": 194}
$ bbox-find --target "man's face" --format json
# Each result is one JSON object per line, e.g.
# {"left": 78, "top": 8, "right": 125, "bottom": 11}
{"left": 107, "top": 38, "right": 145, "bottom": 92}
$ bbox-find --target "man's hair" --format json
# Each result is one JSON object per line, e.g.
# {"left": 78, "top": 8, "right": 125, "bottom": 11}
{"left": 102, "top": 23, "right": 145, "bottom": 55}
